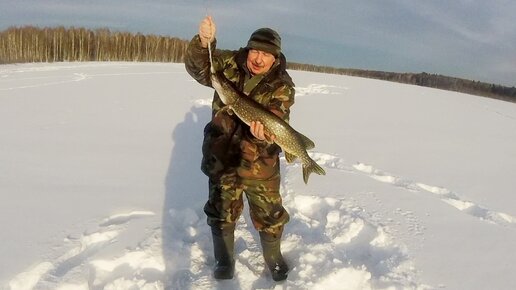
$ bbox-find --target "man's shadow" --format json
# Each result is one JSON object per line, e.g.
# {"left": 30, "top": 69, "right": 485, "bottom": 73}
{"left": 162, "top": 105, "right": 211, "bottom": 289}
{"left": 162, "top": 104, "right": 247, "bottom": 289}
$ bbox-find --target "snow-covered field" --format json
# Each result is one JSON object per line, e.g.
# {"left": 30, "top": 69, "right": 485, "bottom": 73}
{"left": 1, "top": 62, "right": 515, "bottom": 290}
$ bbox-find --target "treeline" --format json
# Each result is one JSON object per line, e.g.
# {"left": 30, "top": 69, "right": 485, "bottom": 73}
{"left": 288, "top": 63, "right": 516, "bottom": 103}
{"left": 0, "top": 26, "right": 188, "bottom": 63}
{"left": 1, "top": 26, "right": 514, "bottom": 102}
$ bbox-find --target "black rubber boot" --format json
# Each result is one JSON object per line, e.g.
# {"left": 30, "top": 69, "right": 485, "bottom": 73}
{"left": 211, "top": 226, "right": 235, "bottom": 280}
{"left": 259, "top": 230, "right": 289, "bottom": 281}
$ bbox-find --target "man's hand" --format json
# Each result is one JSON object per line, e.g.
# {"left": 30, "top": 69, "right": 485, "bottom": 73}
{"left": 199, "top": 16, "right": 216, "bottom": 48}
{"left": 250, "top": 121, "right": 276, "bottom": 143}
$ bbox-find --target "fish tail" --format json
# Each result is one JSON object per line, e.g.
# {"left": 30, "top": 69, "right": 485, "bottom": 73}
{"left": 302, "top": 159, "right": 326, "bottom": 184}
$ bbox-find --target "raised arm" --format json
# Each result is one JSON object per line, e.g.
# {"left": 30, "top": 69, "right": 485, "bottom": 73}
{"left": 184, "top": 16, "right": 217, "bottom": 86}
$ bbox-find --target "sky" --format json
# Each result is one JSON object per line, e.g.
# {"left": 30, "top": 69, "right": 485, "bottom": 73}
{"left": 1, "top": 62, "right": 516, "bottom": 289}
{"left": 1, "top": 0, "right": 515, "bottom": 87}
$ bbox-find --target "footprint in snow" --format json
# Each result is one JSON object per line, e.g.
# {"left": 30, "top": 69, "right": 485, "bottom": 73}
{"left": 8, "top": 211, "right": 158, "bottom": 290}
{"left": 8, "top": 196, "right": 426, "bottom": 290}
{"left": 309, "top": 152, "right": 516, "bottom": 228}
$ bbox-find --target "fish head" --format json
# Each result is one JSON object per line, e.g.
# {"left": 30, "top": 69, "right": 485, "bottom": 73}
{"left": 210, "top": 69, "right": 238, "bottom": 105}
{"left": 210, "top": 71, "right": 228, "bottom": 104}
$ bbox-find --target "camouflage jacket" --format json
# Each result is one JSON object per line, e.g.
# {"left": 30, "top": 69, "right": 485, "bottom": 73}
{"left": 185, "top": 35, "right": 295, "bottom": 180}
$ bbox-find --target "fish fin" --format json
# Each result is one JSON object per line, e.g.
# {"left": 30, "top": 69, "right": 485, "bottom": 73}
{"left": 215, "top": 106, "right": 233, "bottom": 118}
{"left": 264, "top": 132, "right": 276, "bottom": 144}
{"left": 297, "top": 132, "right": 315, "bottom": 150}
{"left": 284, "top": 152, "right": 297, "bottom": 163}
{"left": 302, "top": 159, "right": 326, "bottom": 184}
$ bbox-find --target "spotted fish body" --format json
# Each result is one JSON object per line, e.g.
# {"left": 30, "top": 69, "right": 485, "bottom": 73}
{"left": 209, "top": 67, "right": 326, "bottom": 184}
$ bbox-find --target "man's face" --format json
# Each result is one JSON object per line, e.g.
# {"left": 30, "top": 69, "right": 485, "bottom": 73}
{"left": 246, "top": 49, "right": 276, "bottom": 75}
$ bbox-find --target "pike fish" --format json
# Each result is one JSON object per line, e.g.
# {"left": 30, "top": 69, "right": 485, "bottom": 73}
{"left": 208, "top": 44, "right": 326, "bottom": 184}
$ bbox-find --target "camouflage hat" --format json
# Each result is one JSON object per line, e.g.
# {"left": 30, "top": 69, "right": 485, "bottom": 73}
{"left": 246, "top": 28, "right": 281, "bottom": 57}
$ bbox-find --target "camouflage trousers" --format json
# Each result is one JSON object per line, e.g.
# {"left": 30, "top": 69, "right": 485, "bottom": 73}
{"left": 204, "top": 171, "right": 290, "bottom": 235}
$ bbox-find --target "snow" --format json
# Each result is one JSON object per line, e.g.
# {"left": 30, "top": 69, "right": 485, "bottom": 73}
{"left": 1, "top": 62, "right": 516, "bottom": 290}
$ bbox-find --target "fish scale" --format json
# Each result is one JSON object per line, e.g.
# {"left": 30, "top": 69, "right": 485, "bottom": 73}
{"left": 208, "top": 42, "right": 325, "bottom": 183}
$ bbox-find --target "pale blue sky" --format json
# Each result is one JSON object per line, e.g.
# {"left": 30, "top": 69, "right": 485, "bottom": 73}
{"left": 1, "top": 0, "right": 515, "bottom": 86}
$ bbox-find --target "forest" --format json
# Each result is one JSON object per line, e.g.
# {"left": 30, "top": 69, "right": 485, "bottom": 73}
{"left": 0, "top": 26, "right": 186, "bottom": 63}
{"left": 1, "top": 26, "right": 514, "bottom": 102}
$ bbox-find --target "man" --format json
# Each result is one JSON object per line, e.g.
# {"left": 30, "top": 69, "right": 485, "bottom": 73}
{"left": 184, "top": 16, "right": 295, "bottom": 281}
